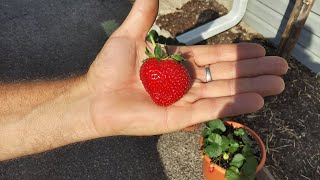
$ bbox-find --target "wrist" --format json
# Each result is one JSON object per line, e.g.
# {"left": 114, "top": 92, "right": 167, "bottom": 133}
{"left": 62, "top": 75, "right": 99, "bottom": 142}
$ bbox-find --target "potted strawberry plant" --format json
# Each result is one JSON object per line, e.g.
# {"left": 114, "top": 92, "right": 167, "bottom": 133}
{"left": 200, "top": 119, "right": 266, "bottom": 180}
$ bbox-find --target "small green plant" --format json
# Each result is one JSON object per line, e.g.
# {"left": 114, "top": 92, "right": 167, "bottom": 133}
{"left": 201, "top": 119, "right": 259, "bottom": 180}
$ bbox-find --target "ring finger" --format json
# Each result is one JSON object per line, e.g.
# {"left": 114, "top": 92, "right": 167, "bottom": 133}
{"left": 195, "top": 56, "right": 288, "bottom": 82}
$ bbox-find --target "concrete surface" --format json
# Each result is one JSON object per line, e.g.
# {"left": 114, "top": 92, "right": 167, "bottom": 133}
{"left": 214, "top": 0, "right": 233, "bottom": 11}
{"left": 0, "top": 0, "right": 131, "bottom": 82}
{"left": 158, "top": 0, "right": 190, "bottom": 15}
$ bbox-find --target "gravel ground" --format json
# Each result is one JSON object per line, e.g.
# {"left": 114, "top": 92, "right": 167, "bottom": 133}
{"left": 157, "top": 130, "right": 203, "bottom": 180}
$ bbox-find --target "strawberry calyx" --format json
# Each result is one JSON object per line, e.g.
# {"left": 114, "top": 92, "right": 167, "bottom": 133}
{"left": 145, "top": 30, "right": 185, "bottom": 62}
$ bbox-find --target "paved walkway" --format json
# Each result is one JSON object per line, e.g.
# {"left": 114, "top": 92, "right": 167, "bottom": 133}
{"left": 0, "top": 0, "right": 130, "bottom": 81}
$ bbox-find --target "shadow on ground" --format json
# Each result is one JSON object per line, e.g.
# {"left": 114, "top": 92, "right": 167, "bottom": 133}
{"left": 0, "top": 0, "right": 128, "bottom": 81}
{"left": 0, "top": 136, "right": 167, "bottom": 179}
{"left": 0, "top": 0, "right": 167, "bottom": 179}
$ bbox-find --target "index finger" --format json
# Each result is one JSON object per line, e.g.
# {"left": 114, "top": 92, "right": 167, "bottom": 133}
{"left": 170, "top": 43, "right": 266, "bottom": 66}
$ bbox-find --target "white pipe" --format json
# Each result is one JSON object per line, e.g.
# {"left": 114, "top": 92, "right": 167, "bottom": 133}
{"left": 176, "top": 0, "right": 248, "bottom": 45}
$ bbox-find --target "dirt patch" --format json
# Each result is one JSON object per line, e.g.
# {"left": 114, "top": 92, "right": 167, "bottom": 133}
{"left": 156, "top": 0, "right": 320, "bottom": 179}
{"left": 156, "top": 0, "right": 228, "bottom": 36}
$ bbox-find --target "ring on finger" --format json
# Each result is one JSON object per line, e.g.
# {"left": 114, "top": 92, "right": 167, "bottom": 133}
{"left": 205, "top": 65, "right": 212, "bottom": 82}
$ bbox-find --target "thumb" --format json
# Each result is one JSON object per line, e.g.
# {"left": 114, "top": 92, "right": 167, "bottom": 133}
{"left": 114, "top": 0, "right": 159, "bottom": 39}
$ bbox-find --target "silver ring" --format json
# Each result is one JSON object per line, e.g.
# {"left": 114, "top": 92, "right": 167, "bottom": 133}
{"left": 205, "top": 65, "right": 212, "bottom": 82}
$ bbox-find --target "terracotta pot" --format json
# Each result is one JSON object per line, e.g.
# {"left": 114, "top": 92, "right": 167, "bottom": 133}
{"left": 201, "top": 121, "right": 266, "bottom": 180}
{"left": 182, "top": 123, "right": 201, "bottom": 131}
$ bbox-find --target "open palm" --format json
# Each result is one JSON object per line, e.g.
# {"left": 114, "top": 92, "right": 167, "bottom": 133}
{"left": 86, "top": 0, "right": 288, "bottom": 137}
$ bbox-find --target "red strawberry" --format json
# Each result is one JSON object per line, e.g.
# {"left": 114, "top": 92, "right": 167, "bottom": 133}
{"left": 140, "top": 31, "right": 191, "bottom": 106}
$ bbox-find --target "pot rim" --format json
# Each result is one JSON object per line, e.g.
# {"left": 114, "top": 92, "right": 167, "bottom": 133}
{"left": 201, "top": 120, "right": 266, "bottom": 173}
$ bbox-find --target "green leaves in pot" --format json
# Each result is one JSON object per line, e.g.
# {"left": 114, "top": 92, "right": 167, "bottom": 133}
{"left": 201, "top": 119, "right": 259, "bottom": 180}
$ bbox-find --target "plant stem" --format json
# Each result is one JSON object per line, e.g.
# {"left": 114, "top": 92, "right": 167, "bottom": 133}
{"left": 149, "top": 34, "right": 156, "bottom": 46}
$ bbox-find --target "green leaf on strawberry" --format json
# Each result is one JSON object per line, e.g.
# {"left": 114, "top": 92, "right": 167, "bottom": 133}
{"left": 147, "top": 30, "right": 158, "bottom": 44}
{"left": 145, "top": 47, "right": 154, "bottom": 58}
{"left": 154, "top": 44, "right": 163, "bottom": 59}
{"left": 170, "top": 54, "right": 185, "bottom": 62}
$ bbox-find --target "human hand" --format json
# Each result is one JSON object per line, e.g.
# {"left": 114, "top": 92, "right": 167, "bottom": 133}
{"left": 86, "top": 0, "right": 288, "bottom": 137}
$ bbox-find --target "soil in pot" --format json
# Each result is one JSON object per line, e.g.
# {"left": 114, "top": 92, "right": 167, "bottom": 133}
{"left": 212, "top": 124, "right": 262, "bottom": 169}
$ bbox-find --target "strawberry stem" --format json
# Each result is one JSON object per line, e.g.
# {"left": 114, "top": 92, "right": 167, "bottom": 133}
{"left": 165, "top": 45, "right": 170, "bottom": 57}
{"left": 149, "top": 33, "right": 156, "bottom": 47}
{"left": 145, "top": 30, "right": 186, "bottom": 62}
